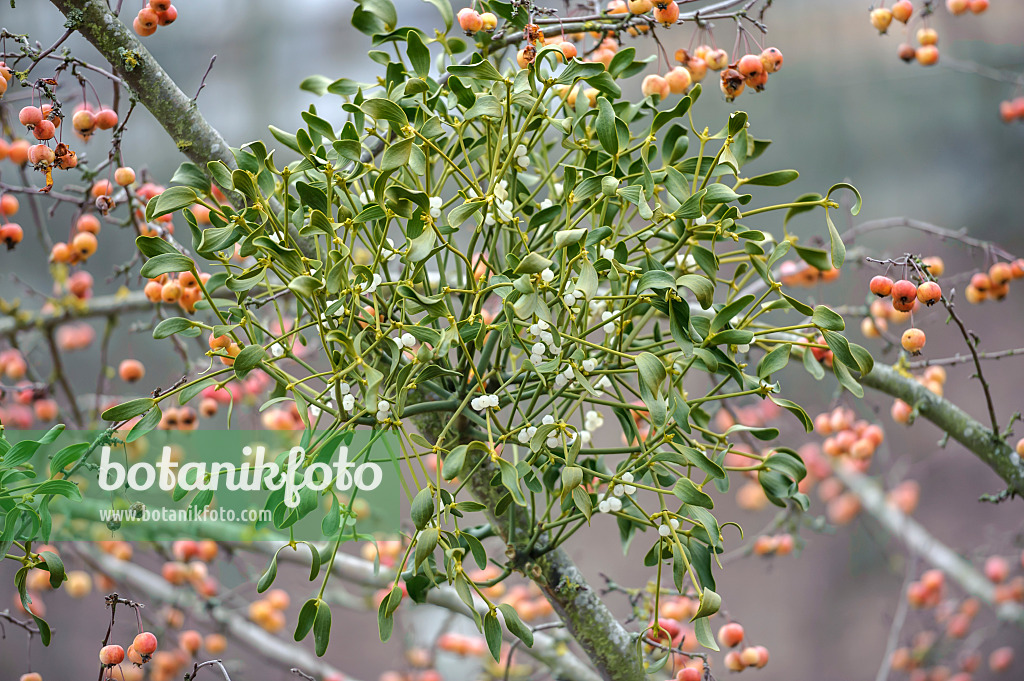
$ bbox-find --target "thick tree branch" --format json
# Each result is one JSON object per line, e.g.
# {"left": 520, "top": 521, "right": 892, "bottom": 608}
{"left": 48, "top": 0, "right": 235, "bottom": 171}
{"left": 859, "top": 363, "right": 1024, "bottom": 496}
{"left": 0, "top": 290, "right": 152, "bottom": 337}
{"left": 831, "top": 462, "right": 1024, "bottom": 629}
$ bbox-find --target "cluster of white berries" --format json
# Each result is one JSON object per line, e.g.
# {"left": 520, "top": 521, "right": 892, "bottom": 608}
{"left": 376, "top": 399, "right": 392, "bottom": 423}
{"left": 658, "top": 517, "right": 681, "bottom": 537}
{"left": 600, "top": 309, "right": 619, "bottom": 334}
{"left": 513, "top": 144, "right": 530, "bottom": 170}
{"left": 561, "top": 279, "right": 585, "bottom": 308}
{"left": 471, "top": 393, "right": 500, "bottom": 411}
{"left": 486, "top": 180, "right": 514, "bottom": 226}
{"left": 359, "top": 189, "right": 375, "bottom": 204}
{"left": 579, "top": 408, "right": 604, "bottom": 445}
{"left": 527, "top": 318, "right": 559, "bottom": 365}
{"left": 337, "top": 382, "right": 356, "bottom": 413}
{"left": 392, "top": 330, "right": 417, "bottom": 349}
{"left": 428, "top": 196, "right": 442, "bottom": 219}
{"left": 598, "top": 472, "right": 636, "bottom": 514}
{"left": 381, "top": 237, "right": 400, "bottom": 262}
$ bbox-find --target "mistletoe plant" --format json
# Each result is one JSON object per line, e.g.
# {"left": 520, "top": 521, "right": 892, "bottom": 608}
{"left": 99, "top": 9, "right": 866, "bottom": 675}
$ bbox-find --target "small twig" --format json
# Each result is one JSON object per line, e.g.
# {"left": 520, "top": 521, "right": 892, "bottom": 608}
{"left": 290, "top": 670, "right": 316, "bottom": 681}
{"left": 874, "top": 555, "right": 917, "bottom": 681}
{"left": 194, "top": 55, "right": 217, "bottom": 102}
{"left": 185, "top": 660, "right": 232, "bottom": 681}
{"left": 906, "top": 347, "right": 1024, "bottom": 369}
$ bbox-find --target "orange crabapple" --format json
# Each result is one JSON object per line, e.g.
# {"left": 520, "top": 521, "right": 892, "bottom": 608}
{"left": 871, "top": 7, "right": 894, "bottom": 33}
{"left": 144, "top": 280, "right": 164, "bottom": 302}
{"left": 677, "top": 669, "right": 701, "bottom": 681}
{"left": 737, "top": 54, "right": 765, "bottom": 79}
{"left": 27, "top": 144, "right": 55, "bottom": 167}
{"left": 95, "top": 108, "right": 118, "bottom": 129}
{"left": 1, "top": 222, "right": 25, "bottom": 248}
{"left": 761, "top": 47, "right": 784, "bottom": 73}
{"left": 891, "top": 279, "right": 919, "bottom": 311}
{"left": 72, "top": 109, "right": 96, "bottom": 137}
{"left": 870, "top": 275, "right": 894, "bottom": 297}
{"left": 137, "top": 7, "right": 159, "bottom": 30}
{"left": 479, "top": 12, "right": 497, "bottom": 31}
{"left": 892, "top": 398, "right": 913, "bottom": 424}
{"left": 0, "top": 193, "right": 18, "bottom": 216}
{"left": 157, "top": 5, "right": 178, "bottom": 26}
{"left": 892, "top": 0, "right": 914, "bottom": 23}
{"left": 457, "top": 8, "right": 483, "bottom": 33}
{"left": 628, "top": 0, "right": 653, "bottom": 12}
{"left": 922, "top": 256, "right": 945, "bottom": 276}
{"left": 916, "top": 281, "right": 942, "bottom": 305}
{"left": 861, "top": 316, "right": 888, "bottom": 338}
{"left": 9, "top": 140, "right": 30, "bottom": 165}
{"left": 204, "top": 633, "right": 228, "bottom": 654}
{"left": 989, "top": 647, "right": 1014, "bottom": 673}
{"left": 19, "top": 106, "right": 44, "bottom": 127}
{"left": 652, "top": 1, "right": 679, "bottom": 25}
{"left": 947, "top": 0, "right": 970, "bottom": 13}
{"left": 134, "top": 631, "right": 159, "bottom": 657}
{"left": 665, "top": 66, "right": 692, "bottom": 94}
{"left": 705, "top": 48, "right": 729, "bottom": 70}
{"left": 641, "top": 74, "right": 670, "bottom": 99}
{"left": 179, "top": 629, "right": 202, "bottom": 655}
{"left": 118, "top": 359, "right": 146, "bottom": 383}
{"left": 717, "top": 621, "right": 745, "bottom": 648}
{"left": 33, "top": 399, "right": 58, "bottom": 422}
{"left": 724, "top": 651, "right": 746, "bottom": 671}
{"left": 76, "top": 213, "right": 101, "bottom": 234}
{"left": 71, "top": 231, "right": 98, "bottom": 260}
{"left": 32, "top": 119, "right": 56, "bottom": 141}
{"left": 989, "top": 262, "right": 1013, "bottom": 285}
{"left": 902, "top": 328, "right": 926, "bottom": 354}
{"left": 916, "top": 45, "right": 940, "bottom": 66}
{"left": 970, "top": 0, "right": 989, "bottom": 13}
{"left": 19, "top": 674, "right": 42, "bottom": 681}
{"left": 100, "top": 644, "right": 126, "bottom": 666}
{"left": 150, "top": 0, "right": 172, "bottom": 10}
{"left": 559, "top": 41, "right": 578, "bottom": 60}
{"left": 917, "top": 28, "right": 939, "bottom": 46}
{"left": 984, "top": 555, "right": 1010, "bottom": 583}
{"left": 114, "top": 166, "right": 136, "bottom": 186}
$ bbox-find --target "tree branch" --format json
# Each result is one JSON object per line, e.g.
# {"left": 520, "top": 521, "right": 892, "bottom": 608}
{"left": 48, "top": 0, "right": 235, "bottom": 172}
{"left": 0, "top": 290, "right": 153, "bottom": 337}
{"left": 858, "top": 363, "right": 1024, "bottom": 497}
{"left": 831, "top": 462, "right": 1024, "bottom": 629}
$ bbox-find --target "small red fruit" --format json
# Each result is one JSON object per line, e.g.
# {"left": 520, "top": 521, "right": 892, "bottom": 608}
{"left": 760, "top": 47, "right": 784, "bottom": 73}
{"left": 641, "top": 74, "right": 670, "bottom": 100}
{"left": 916, "top": 281, "right": 941, "bottom": 305}
{"left": 114, "top": 166, "right": 136, "bottom": 187}
{"left": 32, "top": 120, "right": 56, "bottom": 141}
{"left": 717, "top": 622, "right": 745, "bottom": 648}
{"left": 157, "top": 5, "right": 178, "bottom": 25}
{"left": 133, "top": 631, "right": 159, "bottom": 657}
{"left": 737, "top": 54, "right": 765, "bottom": 79}
{"left": 871, "top": 7, "right": 894, "bottom": 33}
{"left": 19, "top": 106, "right": 43, "bottom": 127}
{"left": 652, "top": 1, "right": 679, "bottom": 26}
{"left": 901, "top": 328, "right": 926, "bottom": 354}
{"left": 969, "top": 0, "right": 989, "bottom": 13}
{"left": 984, "top": 555, "right": 1010, "bottom": 584}
{"left": 99, "top": 644, "right": 126, "bottom": 666}
{"left": 457, "top": 8, "right": 483, "bottom": 33}
{"left": 916, "top": 45, "right": 940, "bottom": 66}
{"left": 892, "top": 0, "right": 914, "bottom": 23}
{"left": 870, "top": 275, "right": 894, "bottom": 297}
{"left": 891, "top": 279, "right": 919, "bottom": 310}
{"left": 95, "top": 109, "right": 119, "bottom": 130}
{"left": 119, "top": 359, "right": 146, "bottom": 383}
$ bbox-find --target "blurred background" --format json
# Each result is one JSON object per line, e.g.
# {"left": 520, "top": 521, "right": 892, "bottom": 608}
{"left": 2, "top": 1, "right": 1024, "bottom": 680}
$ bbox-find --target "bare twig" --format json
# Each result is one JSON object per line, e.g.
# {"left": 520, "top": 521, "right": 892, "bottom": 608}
{"left": 194, "top": 55, "right": 217, "bottom": 102}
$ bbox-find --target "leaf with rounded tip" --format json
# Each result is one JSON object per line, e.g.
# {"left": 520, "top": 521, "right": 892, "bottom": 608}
{"left": 140, "top": 253, "right": 193, "bottom": 279}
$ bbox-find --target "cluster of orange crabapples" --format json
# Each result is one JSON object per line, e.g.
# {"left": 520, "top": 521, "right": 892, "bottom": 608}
{"left": 143, "top": 270, "right": 211, "bottom": 314}
{"left": 131, "top": 0, "right": 178, "bottom": 36}
{"left": 778, "top": 260, "right": 841, "bottom": 288}
{"left": 889, "top": 364, "right": 948, "bottom": 425}
{"left": 886, "top": 558, "right": 1022, "bottom": 680}
{"left": 999, "top": 97, "right": 1024, "bottom": 124}
{"left": 963, "top": 258, "right": 1024, "bottom": 303}
{"left": 0, "top": 349, "right": 58, "bottom": 425}
{"left": 870, "top": 0, "right": 990, "bottom": 67}
{"left": 868, "top": 267, "right": 944, "bottom": 355}
{"left": 459, "top": 1, "right": 787, "bottom": 104}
